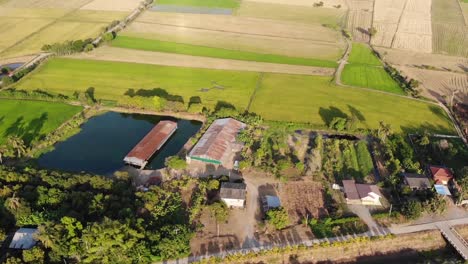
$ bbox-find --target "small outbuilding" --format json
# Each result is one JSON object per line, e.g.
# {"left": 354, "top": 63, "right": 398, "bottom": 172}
{"left": 434, "top": 184, "right": 452, "bottom": 196}
{"left": 220, "top": 182, "right": 247, "bottom": 208}
{"left": 9, "top": 228, "right": 38, "bottom": 249}
{"left": 261, "top": 195, "right": 281, "bottom": 212}
{"left": 343, "top": 180, "right": 382, "bottom": 206}
{"left": 403, "top": 173, "right": 431, "bottom": 190}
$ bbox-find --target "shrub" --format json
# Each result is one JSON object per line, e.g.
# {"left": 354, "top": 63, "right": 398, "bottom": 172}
{"left": 266, "top": 207, "right": 290, "bottom": 230}
{"left": 165, "top": 156, "right": 187, "bottom": 170}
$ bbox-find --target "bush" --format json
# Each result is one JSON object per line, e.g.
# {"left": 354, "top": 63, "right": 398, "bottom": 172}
{"left": 266, "top": 207, "right": 290, "bottom": 230}
{"left": 165, "top": 156, "right": 187, "bottom": 170}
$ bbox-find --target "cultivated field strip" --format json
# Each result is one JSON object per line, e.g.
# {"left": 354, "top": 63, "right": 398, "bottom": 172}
{"left": 398, "top": 66, "right": 468, "bottom": 102}
{"left": 71, "top": 47, "right": 335, "bottom": 76}
{"left": 244, "top": 0, "right": 346, "bottom": 8}
{"left": 80, "top": 0, "right": 141, "bottom": 11}
{"left": 0, "top": 0, "right": 92, "bottom": 9}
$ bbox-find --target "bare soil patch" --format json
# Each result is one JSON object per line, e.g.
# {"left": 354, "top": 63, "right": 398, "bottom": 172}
{"left": 72, "top": 46, "right": 335, "bottom": 75}
{"left": 278, "top": 180, "right": 327, "bottom": 223}
{"left": 80, "top": 0, "right": 141, "bottom": 11}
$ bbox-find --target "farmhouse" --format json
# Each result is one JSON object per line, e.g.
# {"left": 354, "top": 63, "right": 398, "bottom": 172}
{"left": 9, "top": 228, "right": 38, "bottom": 249}
{"left": 124, "top": 120, "right": 177, "bottom": 168}
{"left": 428, "top": 166, "right": 454, "bottom": 185}
{"left": 342, "top": 180, "right": 382, "bottom": 206}
{"left": 220, "top": 182, "right": 247, "bottom": 208}
{"left": 187, "top": 118, "right": 246, "bottom": 168}
{"left": 403, "top": 173, "right": 431, "bottom": 190}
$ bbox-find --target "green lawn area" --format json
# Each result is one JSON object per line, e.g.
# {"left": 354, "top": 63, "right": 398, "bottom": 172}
{"left": 15, "top": 58, "right": 259, "bottom": 111}
{"left": 0, "top": 99, "right": 82, "bottom": 145}
{"left": 348, "top": 43, "right": 382, "bottom": 66}
{"left": 111, "top": 36, "right": 338, "bottom": 68}
{"left": 341, "top": 65, "right": 404, "bottom": 94}
{"left": 156, "top": 0, "right": 240, "bottom": 8}
{"left": 250, "top": 74, "right": 455, "bottom": 134}
{"left": 342, "top": 43, "right": 403, "bottom": 94}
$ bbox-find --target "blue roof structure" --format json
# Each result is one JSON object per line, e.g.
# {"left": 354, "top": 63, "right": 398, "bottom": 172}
{"left": 434, "top": 184, "right": 451, "bottom": 196}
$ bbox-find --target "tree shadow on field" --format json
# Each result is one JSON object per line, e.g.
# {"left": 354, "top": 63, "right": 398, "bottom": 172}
{"left": 214, "top": 101, "right": 236, "bottom": 111}
{"left": 429, "top": 105, "right": 452, "bottom": 123}
{"left": 400, "top": 122, "right": 453, "bottom": 135}
{"left": 318, "top": 106, "right": 347, "bottom": 126}
{"left": 4, "top": 113, "right": 48, "bottom": 145}
{"left": 357, "top": 27, "right": 370, "bottom": 36}
{"left": 124, "top": 88, "right": 184, "bottom": 103}
{"left": 348, "top": 105, "right": 366, "bottom": 122}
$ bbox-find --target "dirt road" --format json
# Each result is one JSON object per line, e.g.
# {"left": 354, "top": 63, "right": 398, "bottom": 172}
{"left": 71, "top": 47, "right": 335, "bottom": 76}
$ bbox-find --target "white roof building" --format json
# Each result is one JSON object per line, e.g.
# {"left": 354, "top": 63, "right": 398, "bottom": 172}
{"left": 9, "top": 228, "right": 38, "bottom": 249}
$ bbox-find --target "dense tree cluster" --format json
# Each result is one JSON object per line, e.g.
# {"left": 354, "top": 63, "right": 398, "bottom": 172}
{"left": 41, "top": 39, "right": 94, "bottom": 56}
{"left": 0, "top": 166, "right": 197, "bottom": 263}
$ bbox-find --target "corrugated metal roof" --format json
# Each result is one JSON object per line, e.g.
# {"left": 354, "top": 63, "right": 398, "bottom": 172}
{"left": 435, "top": 184, "right": 452, "bottom": 195}
{"left": 124, "top": 121, "right": 177, "bottom": 167}
{"left": 9, "top": 228, "right": 37, "bottom": 249}
{"left": 220, "top": 182, "right": 246, "bottom": 200}
{"left": 189, "top": 118, "right": 246, "bottom": 163}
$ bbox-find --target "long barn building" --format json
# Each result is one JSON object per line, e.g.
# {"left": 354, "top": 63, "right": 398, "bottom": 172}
{"left": 187, "top": 118, "right": 246, "bottom": 168}
{"left": 124, "top": 120, "right": 177, "bottom": 168}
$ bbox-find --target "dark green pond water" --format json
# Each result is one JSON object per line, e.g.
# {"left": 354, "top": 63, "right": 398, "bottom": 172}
{"left": 38, "top": 112, "right": 201, "bottom": 174}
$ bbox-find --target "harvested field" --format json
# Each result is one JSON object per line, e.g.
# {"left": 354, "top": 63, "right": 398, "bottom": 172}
{"left": 156, "top": 0, "right": 240, "bottom": 8}
{"left": 0, "top": 0, "right": 92, "bottom": 9}
{"left": 398, "top": 66, "right": 468, "bottom": 102}
{"left": 63, "top": 10, "right": 128, "bottom": 22}
{"left": 278, "top": 180, "right": 327, "bottom": 223}
{"left": 70, "top": 47, "right": 335, "bottom": 75}
{"left": 1, "top": 21, "right": 107, "bottom": 57}
{"left": 432, "top": 24, "right": 468, "bottom": 57}
{"left": 250, "top": 74, "right": 456, "bottom": 133}
{"left": 0, "top": 17, "right": 52, "bottom": 52}
{"left": 432, "top": 0, "right": 465, "bottom": 24}
{"left": 80, "top": 0, "right": 141, "bottom": 11}
{"left": 244, "top": 0, "right": 346, "bottom": 8}
{"left": 236, "top": 1, "right": 346, "bottom": 26}
{"left": 111, "top": 36, "right": 338, "bottom": 67}
{"left": 371, "top": 22, "right": 397, "bottom": 47}
{"left": 123, "top": 22, "right": 343, "bottom": 60}
{"left": 0, "top": 99, "right": 82, "bottom": 145}
{"left": 0, "top": 7, "right": 67, "bottom": 18}
{"left": 346, "top": 10, "right": 373, "bottom": 43}
{"left": 15, "top": 58, "right": 260, "bottom": 111}
{"left": 0, "top": 55, "right": 35, "bottom": 65}
{"left": 348, "top": 0, "right": 374, "bottom": 10}
{"left": 375, "top": 47, "right": 468, "bottom": 72}
{"left": 463, "top": 3, "right": 468, "bottom": 25}
{"left": 392, "top": 33, "right": 432, "bottom": 53}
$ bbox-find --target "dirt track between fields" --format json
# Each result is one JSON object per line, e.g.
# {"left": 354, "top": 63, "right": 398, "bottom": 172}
{"left": 71, "top": 47, "right": 335, "bottom": 76}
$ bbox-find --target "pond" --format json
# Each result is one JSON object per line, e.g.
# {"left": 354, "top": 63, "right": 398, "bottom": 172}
{"left": 38, "top": 112, "right": 201, "bottom": 174}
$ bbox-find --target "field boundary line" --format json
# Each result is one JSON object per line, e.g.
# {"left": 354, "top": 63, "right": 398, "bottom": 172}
{"left": 132, "top": 21, "right": 341, "bottom": 45}
{"left": 389, "top": 0, "right": 409, "bottom": 49}
{"left": 246, "top": 72, "right": 264, "bottom": 112}
{"left": 0, "top": 0, "right": 95, "bottom": 57}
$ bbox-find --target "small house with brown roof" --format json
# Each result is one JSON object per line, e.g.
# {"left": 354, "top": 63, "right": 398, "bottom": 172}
{"left": 342, "top": 180, "right": 382, "bottom": 206}
{"left": 403, "top": 173, "right": 431, "bottom": 190}
{"left": 220, "top": 182, "right": 246, "bottom": 208}
{"left": 429, "top": 166, "right": 454, "bottom": 185}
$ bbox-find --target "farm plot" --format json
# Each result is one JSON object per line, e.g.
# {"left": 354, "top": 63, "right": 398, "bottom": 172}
{"left": 0, "top": 18, "right": 52, "bottom": 53}
{"left": 79, "top": 0, "right": 141, "bottom": 11}
{"left": 241, "top": 0, "right": 346, "bottom": 8}
{"left": 111, "top": 36, "right": 338, "bottom": 67}
{"left": 341, "top": 64, "right": 402, "bottom": 94}
{"left": 71, "top": 46, "right": 335, "bottom": 75}
{"left": 0, "top": 99, "right": 82, "bottom": 145}
{"left": 249, "top": 74, "right": 456, "bottom": 134}
{"left": 398, "top": 66, "right": 468, "bottom": 103}
{"left": 0, "top": 0, "right": 92, "bottom": 9}
{"left": 371, "top": 0, "right": 404, "bottom": 47}
{"left": 432, "top": 0, "right": 467, "bottom": 56}
{"left": 371, "top": 23, "right": 397, "bottom": 47}
{"left": 15, "top": 58, "right": 260, "bottom": 111}
{"left": 236, "top": 1, "right": 346, "bottom": 27}
{"left": 156, "top": 0, "right": 240, "bottom": 8}
{"left": 346, "top": 10, "right": 373, "bottom": 43}
{"left": 278, "top": 181, "right": 327, "bottom": 223}
{"left": 122, "top": 12, "right": 344, "bottom": 60}
{"left": 463, "top": 3, "right": 468, "bottom": 25}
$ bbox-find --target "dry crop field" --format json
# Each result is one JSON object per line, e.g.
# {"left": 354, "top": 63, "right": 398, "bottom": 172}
{"left": 372, "top": 0, "right": 432, "bottom": 53}
{"left": 278, "top": 180, "right": 327, "bottom": 224}
{"left": 240, "top": 0, "right": 346, "bottom": 8}
{"left": 345, "top": 0, "right": 374, "bottom": 43}
{"left": 120, "top": 6, "right": 345, "bottom": 61}
{"left": 0, "top": 0, "right": 139, "bottom": 58}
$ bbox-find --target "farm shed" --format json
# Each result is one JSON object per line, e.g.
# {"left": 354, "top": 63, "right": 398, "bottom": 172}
{"left": 342, "top": 180, "right": 382, "bottom": 206}
{"left": 435, "top": 184, "right": 452, "bottom": 196}
{"left": 187, "top": 118, "right": 246, "bottom": 168}
{"left": 262, "top": 195, "right": 281, "bottom": 212}
{"left": 429, "top": 166, "right": 454, "bottom": 185}
{"left": 9, "top": 228, "right": 38, "bottom": 249}
{"left": 403, "top": 173, "right": 431, "bottom": 190}
{"left": 124, "top": 120, "right": 177, "bottom": 168}
{"left": 220, "top": 182, "right": 247, "bottom": 208}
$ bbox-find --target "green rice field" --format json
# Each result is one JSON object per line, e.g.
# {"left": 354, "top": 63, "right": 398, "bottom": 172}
{"left": 250, "top": 74, "right": 455, "bottom": 134}
{"left": 156, "top": 0, "right": 240, "bottom": 8}
{"left": 111, "top": 36, "right": 338, "bottom": 68}
{"left": 15, "top": 58, "right": 455, "bottom": 134}
{"left": 342, "top": 43, "right": 403, "bottom": 94}
{"left": 0, "top": 99, "right": 82, "bottom": 145}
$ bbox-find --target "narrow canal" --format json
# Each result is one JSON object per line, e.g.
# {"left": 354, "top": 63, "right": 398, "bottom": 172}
{"left": 38, "top": 111, "right": 201, "bottom": 174}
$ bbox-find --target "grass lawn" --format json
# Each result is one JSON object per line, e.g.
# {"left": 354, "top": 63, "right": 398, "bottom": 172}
{"left": 111, "top": 36, "right": 338, "bottom": 68}
{"left": 341, "top": 65, "right": 404, "bottom": 94}
{"left": 348, "top": 43, "right": 382, "bottom": 66}
{"left": 250, "top": 74, "right": 455, "bottom": 134}
{"left": 15, "top": 58, "right": 259, "bottom": 110}
{"left": 342, "top": 43, "right": 403, "bottom": 94}
{"left": 156, "top": 0, "right": 240, "bottom": 8}
{"left": 0, "top": 99, "right": 82, "bottom": 145}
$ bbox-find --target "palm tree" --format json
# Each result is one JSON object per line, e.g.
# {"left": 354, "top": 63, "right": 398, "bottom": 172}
{"left": 377, "top": 121, "right": 392, "bottom": 143}
{"left": 7, "top": 136, "right": 27, "bottom": 158}
{"left": 6, "top": 196, "right": 21, "bottom": 211}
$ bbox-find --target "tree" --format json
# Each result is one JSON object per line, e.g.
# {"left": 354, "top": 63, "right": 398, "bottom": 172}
{"left": 1, "top": 76, "right": 14, "bottom": 86}
{"left": 165, "top": 156, "right": 187, "bottom": 170}
{"left": 209, "top": 201, "right": 229, "bottom": 236}
{"left": 22, "top": 247, "right": 45, "bottom": 263}
{"left": 402, "top": 200, "right": 423, "bottom": 219}
{"left": 84, "top": 43, "right": 94, "bottom": 52}
{"left": 377, "top": 121, "right": 392, "bottom": 143}
{"left": 266, "top": 207, "right": 290, "bottom": 230}
{"left": 329, "top": 117, "right": 347, "bottom": 131}
{"left": 6, "top": 136, "right": 27, "bottom": 158}
{"left": 419, "top": 133, "right": 430, "bottom": 146}
{"left": 368, "top": 27, "right": 377, "bottom": 36}
{"left": 102, "top": 32, "right": 115, "bottom": 42}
